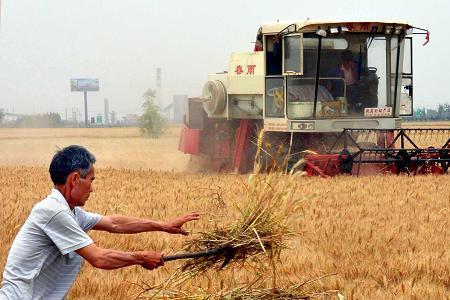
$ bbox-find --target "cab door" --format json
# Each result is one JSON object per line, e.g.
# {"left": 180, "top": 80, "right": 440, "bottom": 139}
{"left": 399, "top": 37, "right": 413, "bottom": 116}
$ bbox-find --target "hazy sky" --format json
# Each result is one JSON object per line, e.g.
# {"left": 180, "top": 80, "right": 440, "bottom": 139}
{"left": 0, "top": 0, "right": 448, "bottom": 119}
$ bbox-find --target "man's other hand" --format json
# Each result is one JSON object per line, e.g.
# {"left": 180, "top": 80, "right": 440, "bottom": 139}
{"left": 162, "top": 213, "right": 200, "bottom": 235}
{"left": 140, "top": 251, "right": 164, "bottom": 270}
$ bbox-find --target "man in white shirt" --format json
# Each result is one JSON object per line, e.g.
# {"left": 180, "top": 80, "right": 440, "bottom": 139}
{"left": 0, "top": 145, "right": 199, "bottom": 300}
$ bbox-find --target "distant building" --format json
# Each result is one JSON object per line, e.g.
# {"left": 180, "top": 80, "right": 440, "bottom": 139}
{"left": 173, "top": 95, "right": 188, "bottom": 123}
{"left": 1, "top": 111, "right": 21, "bottom": 123}
{"left": 163, "top": 95, "right": 188, "bottom": 124}
{"left": 96, "top": 115, "right": 103, "bottom": 124}
{"left": 123, "top": 114, "right": 139, "bottom": 125}
{"left": 71, "top": 110, "right": 77, "bottom": 123}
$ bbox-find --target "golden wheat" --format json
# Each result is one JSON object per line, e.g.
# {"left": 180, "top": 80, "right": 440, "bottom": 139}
{"left": 0, "top": 127, "right": 188, "bottom": 171}
{"left": 0, "top": 126, "right": 449, "bottom": 299}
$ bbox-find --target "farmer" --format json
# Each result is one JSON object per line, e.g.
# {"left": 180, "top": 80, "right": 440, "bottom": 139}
{"left": 326, "top": 50, "right": 364, "bottom": 113}
{"left": 0, "top": 145, "right": 199, "bottom": 300}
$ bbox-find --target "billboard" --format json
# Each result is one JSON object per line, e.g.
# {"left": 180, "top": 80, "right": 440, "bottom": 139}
{"left": 70, "top": 78, "right": 99, "bottom": 92}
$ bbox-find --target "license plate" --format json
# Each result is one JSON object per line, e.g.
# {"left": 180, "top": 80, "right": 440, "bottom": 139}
{"left": 291, "top": 122, "right": 315, "bottom": 130}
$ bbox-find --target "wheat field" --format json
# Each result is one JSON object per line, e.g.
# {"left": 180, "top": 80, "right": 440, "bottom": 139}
{"left": 0, "top": 126, "right": 449, "bottom": 299}
{"left": 0, "top": 127, "right": 189, "bottom": 171}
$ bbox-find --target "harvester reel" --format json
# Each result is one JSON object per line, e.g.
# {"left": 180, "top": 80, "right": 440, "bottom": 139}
{"left": 202, "top": 80, "right": 226, "bottom": 116}
{"left": 325, "top": 128, "right": 450, "bottom": 176}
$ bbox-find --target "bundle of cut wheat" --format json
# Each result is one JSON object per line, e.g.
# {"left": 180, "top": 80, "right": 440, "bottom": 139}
{"left": 135, "top": 173, "right": 320, "bottom": 299}
{"left": 172, "top": 172, "right": 301, "bottom": 274}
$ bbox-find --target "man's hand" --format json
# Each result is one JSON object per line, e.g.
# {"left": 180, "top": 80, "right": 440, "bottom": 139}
{"left": 139, "top": 251, "right": 164, "bottom": 270}
{"left": 161, "top": 212, "right": 200, "bottom": 235}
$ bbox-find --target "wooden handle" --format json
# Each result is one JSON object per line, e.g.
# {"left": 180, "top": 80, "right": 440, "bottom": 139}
{"left": 163, "top": 248, "right": 222, "bottom": 262}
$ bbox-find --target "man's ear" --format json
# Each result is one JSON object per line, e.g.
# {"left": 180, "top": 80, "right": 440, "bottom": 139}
{"left": 67, "top": 171, "right": 80, "bottom": 187}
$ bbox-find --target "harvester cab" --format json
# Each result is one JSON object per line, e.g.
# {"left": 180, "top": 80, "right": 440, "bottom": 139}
{"left": 179, "top": 20, "right": 450, "bottom": 175}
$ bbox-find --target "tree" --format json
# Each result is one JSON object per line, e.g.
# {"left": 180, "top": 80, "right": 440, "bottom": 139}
{"left": 13, "top": 112, "right": 63, "bottom": 128}
{"left": 139, "top": 88, "right": 166, "bottom": 138}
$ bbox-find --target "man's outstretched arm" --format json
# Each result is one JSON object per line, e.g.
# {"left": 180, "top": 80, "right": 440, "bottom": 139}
{"left": 92, "top": 213, "right": 200, "bottom": 235}
{"left": 76, "top": 244, "right": 164, "bottom": 270}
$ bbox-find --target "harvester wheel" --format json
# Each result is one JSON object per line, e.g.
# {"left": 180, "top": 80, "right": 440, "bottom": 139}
{"left": 416, "top": 163, "right": 444, "bottom": 175}
{"left": 439, "top": 149, "right": 450, "bottom": 173}
{"left": 415, "top": 147, "right": 445, "bottom": 175}
{"left": 394, "top": 150, "right": 411, "bottom": 174}
{"left": 338, "top": 148, "right": 353, "bottom": 174}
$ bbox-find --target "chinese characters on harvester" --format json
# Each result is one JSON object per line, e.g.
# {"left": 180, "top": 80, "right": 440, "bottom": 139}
{"left": 235, "top": 65, "right": 256, "bottom": 75}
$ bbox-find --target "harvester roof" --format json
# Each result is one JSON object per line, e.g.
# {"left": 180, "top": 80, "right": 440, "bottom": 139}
{"left": 259, "top": 20, "right": 412, "bottom": 34}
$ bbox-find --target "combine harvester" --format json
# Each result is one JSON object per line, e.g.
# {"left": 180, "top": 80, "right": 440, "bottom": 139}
{"left": 179, "top": 20, "right": 450, "bottom": 176}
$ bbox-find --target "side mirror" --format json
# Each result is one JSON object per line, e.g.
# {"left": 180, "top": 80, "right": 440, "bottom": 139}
{"left": 399, "top": 81, "right": 413, "bottom": 116}
{"left": 403, "top": 84, "right": 413, "bottom": 98}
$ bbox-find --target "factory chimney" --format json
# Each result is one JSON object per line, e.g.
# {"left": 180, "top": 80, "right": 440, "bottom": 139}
{"left": 104, "top": 98, "right": 110, "bottom": 125}
{"left": 156, "top": 68, "right": 162, "bottom": 108}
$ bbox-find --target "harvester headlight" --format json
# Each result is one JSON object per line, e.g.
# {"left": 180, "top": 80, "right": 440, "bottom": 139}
{"left": 384, "top": 26, "right": 393, "bottom": 34}
{"left": 394, "top": 26, "right": 403, "bottom": 34}
{"left": 405, "top": 28, "right": 413, "bottom": 36}
{"left": 316, "top": 29, "right": 327, "bottom": 37}
{"left": 340, "top": 26, "right": 349, "bottom": 32}
{"left": 330, "top": 27, "right": 339, "bottom": 34}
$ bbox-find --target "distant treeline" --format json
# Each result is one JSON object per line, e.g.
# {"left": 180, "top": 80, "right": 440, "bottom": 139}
{"left": 1, "top": 103, "right": 449, "bottom": 128}
{"left": 406, "top": 103, "right": 450, "bottom": 121}
{"left": 11, "top": 113, "right": 63, "bottom": 128}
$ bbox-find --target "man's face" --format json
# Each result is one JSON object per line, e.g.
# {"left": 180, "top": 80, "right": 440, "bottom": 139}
{"left": 70, "top": 166, "right": 95, "bottom": 207}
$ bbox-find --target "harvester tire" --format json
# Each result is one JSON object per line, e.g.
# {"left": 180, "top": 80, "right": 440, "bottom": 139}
{"left": 338, "top": 148, "right": 353, "bottom": 174}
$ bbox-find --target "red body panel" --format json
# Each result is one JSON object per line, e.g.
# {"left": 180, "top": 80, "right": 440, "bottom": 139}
{"left": 178, "top": 127, "right": 200, "bottom": 155}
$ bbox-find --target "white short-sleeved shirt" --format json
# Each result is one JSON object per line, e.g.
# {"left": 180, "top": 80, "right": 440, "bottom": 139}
{"left": 0, "top": 188, "right": 102, "bottom": 300}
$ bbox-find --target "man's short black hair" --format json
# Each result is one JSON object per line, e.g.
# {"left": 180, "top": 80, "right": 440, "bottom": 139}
{"left": 341, "top": 50, "right": 354, "bottom": 62}
{"left": 49, "top": 145, "right": 96, "bottom": 185}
